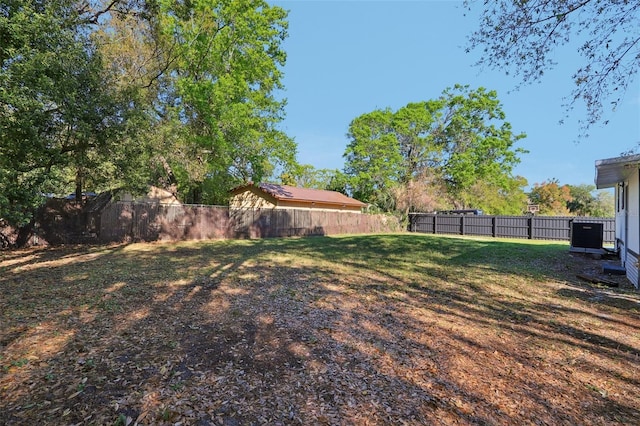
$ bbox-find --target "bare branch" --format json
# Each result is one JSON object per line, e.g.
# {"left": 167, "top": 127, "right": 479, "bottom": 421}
{"left": 465, "top": 0, "right": 640, "bottom": 134}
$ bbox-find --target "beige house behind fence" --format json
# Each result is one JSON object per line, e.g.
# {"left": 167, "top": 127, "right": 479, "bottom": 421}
{"left": 229, "top": 183, "right": 366, "bottom": 213}
{"left": 117, "top": 186, "right": 181, "bottom": 205}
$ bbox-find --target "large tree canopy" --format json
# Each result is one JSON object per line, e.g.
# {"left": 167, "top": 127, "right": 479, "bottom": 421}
{"left": 98, "top": 0, "right": 296, "bottom": 204}
{"left": 528, "top": 179, "right": 572, "bottom": 216}
{"left": 464, "top": 0, "right": 640, "bottom": 132}
{"left": 152, "top": 0, "right": 295, "bottom": 204}
{"left": 0, "top": 0, "right": 139, "bottom": 226}
{"left": 1, "top": 0, "right": 296, "bottom": 231}
{"left": 528, "top": 180, "right": 614, "bottom": 217}
{"left": 343, "top": 85, "right": 527, "bottom": 214}
{"left": 564, "top": 183, "right": 614, "bottom": 217}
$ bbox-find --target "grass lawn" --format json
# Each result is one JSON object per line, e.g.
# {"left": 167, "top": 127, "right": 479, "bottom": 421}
{"left": 1, "top": 233, "right": 639, "bottom": 425}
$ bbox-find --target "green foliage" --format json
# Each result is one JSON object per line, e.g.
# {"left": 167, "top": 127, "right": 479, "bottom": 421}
{"left": 529, "top": 181, "right": 615, "bottom": 217}
{"left": 0, "top": 1, "right": 72, "bottom": 224}
{"left": 1, "top": 0, "right": 297, "bottom": 230}
{"left": 567, "top": 184, "right": 614, "bottom": 217}
{"left": 154, "top": 0, "right": 296, "bottom": 204}
{"left": 438, "top": 86, "right": 527, "bottom": 198}
{"left": 0, "top": 0, "right": 142, "bottom": 226}
{"left": 461, "top": 175, "right": 529, "bottom": 215}
{"left": 567, "top": 184, "right": 596, "bottom": 216}
{"left": 591, "top": 190, "right": 615, "bottom": 218}
{"left": 344, "top": 109, "right": 403, "bottom": 210}
{"left": 343, "top": 85, "right": 527, "bottom": 213}
{"left": 279, "top": 164, "right": 342, "bottom": 190}
{"left": 324, "top": 170, "right": 350, "bottom": 194}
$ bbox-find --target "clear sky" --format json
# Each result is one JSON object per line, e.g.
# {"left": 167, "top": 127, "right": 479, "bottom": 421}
{"left": 270, "top": 0, "right": 640, "bottom": 188}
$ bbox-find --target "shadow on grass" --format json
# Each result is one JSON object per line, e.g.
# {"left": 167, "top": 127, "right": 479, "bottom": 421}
{"left": 1, "top": 234, "right": 639, "bottom": 424}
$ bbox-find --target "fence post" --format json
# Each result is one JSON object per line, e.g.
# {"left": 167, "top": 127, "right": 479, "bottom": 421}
{"left": 407, "top": 213, "right": 614, "bottom": 243}
{"left": 568, "top": 218, "right": 573, "bottom": 243}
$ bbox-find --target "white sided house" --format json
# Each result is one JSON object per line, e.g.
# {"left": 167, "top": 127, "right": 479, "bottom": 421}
{"left": 229, "top": 183, "right": 366, "bottom": 213}
{"left": 595, "top": 154, "right": 640, "bottom": 288}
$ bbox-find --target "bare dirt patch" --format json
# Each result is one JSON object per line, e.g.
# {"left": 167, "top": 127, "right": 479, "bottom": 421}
{"left": 1, "top": 235, "right": 639, "bottom": 425}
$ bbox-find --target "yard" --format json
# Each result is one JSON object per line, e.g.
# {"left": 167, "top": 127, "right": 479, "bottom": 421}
{"left": 1, "top": 234, "right": 639, "bottom": 425}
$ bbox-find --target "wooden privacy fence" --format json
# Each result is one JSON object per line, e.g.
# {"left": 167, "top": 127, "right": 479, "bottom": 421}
{"left": 408, "top": 213, "right": 615, "bottom": 244}
{"left": 96, "top": 202, "right": 401, "bottom": 243}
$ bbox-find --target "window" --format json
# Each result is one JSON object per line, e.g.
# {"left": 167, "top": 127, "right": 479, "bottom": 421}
{"left": 618, "top": 183, "right": 626, "bottom": 211}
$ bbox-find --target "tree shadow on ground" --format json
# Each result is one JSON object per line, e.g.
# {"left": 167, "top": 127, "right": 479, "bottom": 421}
{"left": 1, "top": 234, "right": 639, "bottom": 425}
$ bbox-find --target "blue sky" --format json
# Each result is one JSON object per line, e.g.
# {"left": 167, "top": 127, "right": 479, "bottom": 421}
{"left": 270, "top": 0, "right": 640, "bottom": 188}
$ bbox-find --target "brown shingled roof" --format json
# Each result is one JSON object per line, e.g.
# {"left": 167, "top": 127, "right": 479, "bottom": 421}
{"left": 231, "top": 183, "right": 366, "bottom": 208}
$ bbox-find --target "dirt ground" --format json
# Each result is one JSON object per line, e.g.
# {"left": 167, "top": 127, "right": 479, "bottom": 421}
{"left": 1, "top": 238, "right": 639, "bottom": 425}
{"left": 571, "top": 251, "right": 633, "bottom": 288}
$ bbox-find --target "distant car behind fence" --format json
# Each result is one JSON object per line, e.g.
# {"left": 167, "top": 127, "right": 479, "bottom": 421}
{"left": 408, "top": 213, "right": 615, "bottom": 245}
{"left": 436, "top": 209, "right": 484, "bottom": 215}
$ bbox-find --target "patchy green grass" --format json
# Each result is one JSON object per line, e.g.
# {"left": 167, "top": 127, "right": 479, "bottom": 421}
{"left": 1, "top": 234, "right": 639, "bottom": 425}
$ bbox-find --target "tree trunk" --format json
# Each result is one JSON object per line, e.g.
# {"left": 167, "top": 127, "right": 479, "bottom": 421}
{"left": 75, "top": 168, "right": 84, "bottom": 205}
{"left": 14, "top": 219, "right": 35, "bottom": 248}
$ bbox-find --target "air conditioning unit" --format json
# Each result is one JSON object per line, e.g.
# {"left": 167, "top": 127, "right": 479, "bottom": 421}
{"left": 570, "top": 222, "right": 603, "bottom": 253}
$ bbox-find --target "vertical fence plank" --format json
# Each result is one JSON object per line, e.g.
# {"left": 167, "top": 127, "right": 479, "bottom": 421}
{"left": 408, "top": 213, "right": 615, "bottom": 244}
{"left": 96, "top": 204, "right": 401, "bottom": 243}
{"left": 100, "top": 206, "right": 612, "bottom": 245}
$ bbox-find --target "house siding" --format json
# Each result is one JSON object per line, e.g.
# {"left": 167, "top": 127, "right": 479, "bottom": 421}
{"left": 615, "top": 184, "right": 626, "bottom": 259}
{"left": 230, "top": 190, "right": 276, "bottom": 209}
{"left": 230, "top": 187, "right": 364, "bottom": 213}
{"left": 118, "top": 186, "right": 181, "bottom": 205}
{"left": 595, "top": 156, "right": 640, "bottom": 289}
{"left": 614, "top": 168, "right": 640, "bottom": 289}
{"left": 276, "top": 200, "right": 363, "bottom": 213}
{"left": 628, "top": 168, "right": 640, "bottom": 288}
{"left": 627, "top": 169, "right": 640, "bottom": 252}
{"left": 626, "top": 249, "right": 639, "bottom": 288}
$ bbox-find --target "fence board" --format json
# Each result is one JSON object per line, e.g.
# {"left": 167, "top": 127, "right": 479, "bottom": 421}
{"left": 437, "top": 216, "right": 462, "bottom": 235}
{"left": 496, "top": 216, "right": 530, "bottom": 239}
{"left": 408, "top": 213, "right": 615, "bottom": 244}
{"left": 532, "top": 217, "right": 569, "bottom": 240}
{"left": 464, "top": 216, "right": 493, "bottom": 236}
{"left": 97, "top": 203, "right": 401, "bottom": 243}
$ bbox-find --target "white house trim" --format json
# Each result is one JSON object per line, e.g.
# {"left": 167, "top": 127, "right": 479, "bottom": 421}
{"left": 595, "top": 155, "right": 640, "bottom": 288}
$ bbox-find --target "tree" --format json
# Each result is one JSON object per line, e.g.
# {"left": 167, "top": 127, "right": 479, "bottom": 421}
{"left": 465, "top": 0, "right": 640, "bottom": 132}
{"left": 461, "top": 176, "right": 529, "bottom": 215}
{"left": 344, "top": 109, "right": 404, "bottom": 210}
{"left": 91, "top": 0, "right": 297, "bottom": 204}
{"left": 343, "top": 85, "right": 526, "bottom": 213}
{"left": 567, "top": 184, "right": 614, "bottom": 217}
{"left": 436, "top": 86, "right": 527, "bottom": 206}
{"left": 391, "top": 169, "right": 448, "bottom": 214}
{"left": 0, "top": 0, "right": 138, "bottom": 227}
{"left": 279, "top": 164, "right": 342, "bottom": 190}
{"left": 151, "top": 0, "right": 296, "bottom": 204}
{"left": 1, "top": 0, "right": 296, "bottom": 238}
{"left": 591, "top": 190, "right": 615, "bottom": 218}
{"left": 529, "top": 179, "right": 572, "bottom": 216}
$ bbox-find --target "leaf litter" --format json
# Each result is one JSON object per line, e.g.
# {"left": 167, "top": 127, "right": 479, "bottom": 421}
{"left": 1, "top": 236, "right": 639, "bottom": 425}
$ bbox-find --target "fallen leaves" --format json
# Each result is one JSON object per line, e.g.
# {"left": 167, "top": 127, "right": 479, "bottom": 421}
{"left": 1, "top": 236, "right": 639, "bottom": 425}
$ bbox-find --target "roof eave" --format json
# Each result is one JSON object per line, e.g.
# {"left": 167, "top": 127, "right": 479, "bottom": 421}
{"left": 280, "top": 198, "right": 365, "bottom": 208}
{"left": 595, "top": 155, "right": 640, "bottom": 189}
